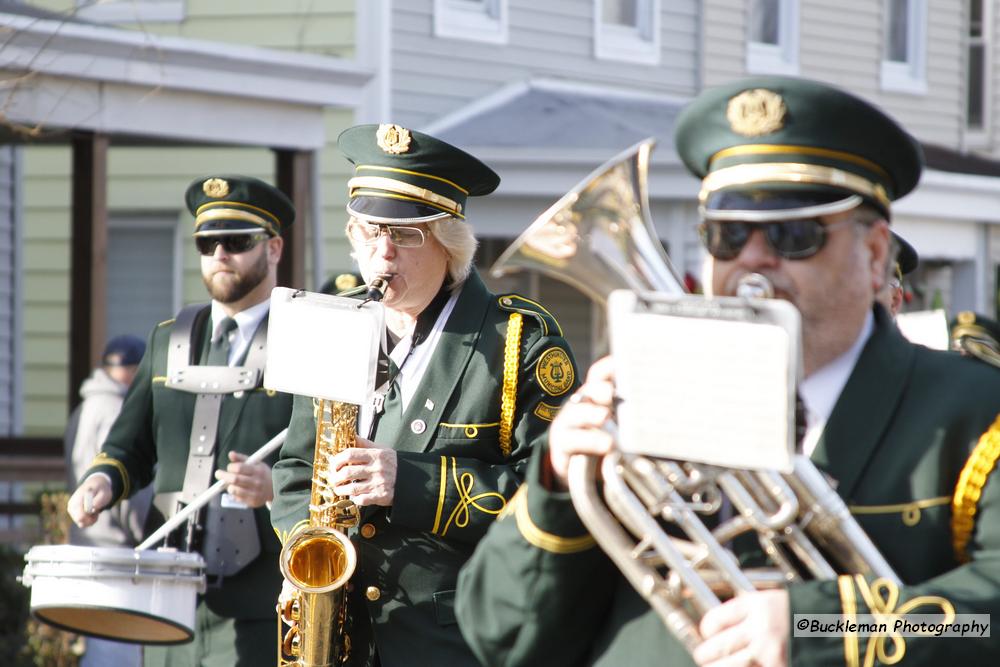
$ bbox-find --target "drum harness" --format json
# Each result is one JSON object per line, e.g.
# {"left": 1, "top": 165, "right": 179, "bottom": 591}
{"left": 152, "top": 303, "right": 268, "bottom": 585}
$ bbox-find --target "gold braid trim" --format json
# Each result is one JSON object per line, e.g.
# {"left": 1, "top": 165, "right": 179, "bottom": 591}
{"left": 499, "top": 313, "right": 523, "bottom": 458}
{"left": 89, "top": 452, "right": 130, "bottom": 501}
{"left": 952, "top": 415, "right": 1000, "bottom": 562}
{"left": 440, "top": 457, "right": 506, "bottom": 537}
{"left": 509, "top": 486, "right": 595, "bottom": 554}
{"left": 841, "top": 575, "right": 955, "bottom": 667}
{"left": 838, "top": 575, "right": 860, "bottom": 667}
{"left": 431, "top": 456, "right": 447, "bottom": 535}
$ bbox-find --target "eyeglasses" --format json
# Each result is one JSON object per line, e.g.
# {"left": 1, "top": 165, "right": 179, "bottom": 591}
{"left": 699, "top": 218, "right": 855, "bottom": 261}
{"left": 347, "top": 221, "right": 426, "bottom": 248}
{"left": 195, "top": 233, "right": 270, "bottom": 256}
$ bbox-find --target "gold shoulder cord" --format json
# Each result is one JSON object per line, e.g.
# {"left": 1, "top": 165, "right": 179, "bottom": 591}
{"left": 499, "top": 313, "right": 523, "bottom": 458}
{"left": 952, "top": 415, "right": 1000, "bottom": 562}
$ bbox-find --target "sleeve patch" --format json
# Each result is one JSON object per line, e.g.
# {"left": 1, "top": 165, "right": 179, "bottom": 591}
{"left": 534, "top": 401, "right": 561, "bottom": 422}
{"left": 535, "top": 347, "right": 575, "bottom": 397}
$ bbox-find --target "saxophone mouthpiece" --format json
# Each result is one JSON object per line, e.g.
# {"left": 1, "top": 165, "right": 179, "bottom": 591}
{"left": 736, "top": 273, "right": 774, "bottom": 299}
{"left": 358, "top": 277, "right": 388, "bottom": 308}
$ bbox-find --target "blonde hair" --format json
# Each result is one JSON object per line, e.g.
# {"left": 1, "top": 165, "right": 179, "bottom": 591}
{"left": 345, "top": 216, "right": 478, "bottom": 289}
{"left": 428, "top": 217, "right": 478, "bottom": 287}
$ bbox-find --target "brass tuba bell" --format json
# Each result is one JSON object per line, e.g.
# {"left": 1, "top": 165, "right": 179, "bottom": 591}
{"left": 490, "top": 139, "right": 686, "bottom": 301}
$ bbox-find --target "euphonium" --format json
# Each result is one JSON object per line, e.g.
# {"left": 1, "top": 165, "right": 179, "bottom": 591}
{"left": 278, "top": 280, "right": 387, "bottom": 667}
{"left": 491, "top": 139, "right": 899, "bottom": 652}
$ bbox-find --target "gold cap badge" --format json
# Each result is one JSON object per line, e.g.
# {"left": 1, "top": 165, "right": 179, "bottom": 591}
{"left": 726, "top": 89, "right": 787, "bottom": 137}
{"left": 202, "top": 178, "right": 230, "bottom": 198}
{"left": 376, "top": 124, "right": 412, "bottom": 155}
{"left": 535, "top": 347, "right": 575, "bottom": 397}
{"left": 334, "top": 273, "right": 359, "bottom": 291}
{"left": 958, "top": 311, "right": 976, "bottom": 325}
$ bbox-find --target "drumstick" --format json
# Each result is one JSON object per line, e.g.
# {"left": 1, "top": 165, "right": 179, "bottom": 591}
{"left": 135, "top": 428, "right": 287, "bottom": 552}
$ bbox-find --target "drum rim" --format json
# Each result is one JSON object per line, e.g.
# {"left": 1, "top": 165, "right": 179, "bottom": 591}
{"left": 24, "top": 544, "right": 205, "bottom": 567}
{"left": 31, "top": 604, "right": 194, "bottom": 646}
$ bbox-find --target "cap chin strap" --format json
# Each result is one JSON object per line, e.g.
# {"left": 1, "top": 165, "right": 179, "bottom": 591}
{"left": 701, "top": 194, "right": 864, "bottom": 222}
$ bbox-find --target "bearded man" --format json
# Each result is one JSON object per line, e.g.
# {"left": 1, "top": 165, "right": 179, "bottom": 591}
{"left": 68, "top": 174, "right": 295, "bottom": 667}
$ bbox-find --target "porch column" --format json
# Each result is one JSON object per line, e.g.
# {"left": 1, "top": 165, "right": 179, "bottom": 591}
{"left": 69, "top": 132, "right": 109, "bottom": 411}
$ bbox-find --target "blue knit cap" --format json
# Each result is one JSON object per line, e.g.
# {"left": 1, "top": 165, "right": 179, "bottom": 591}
{"left": 102, "top": 334, "right": 146, "bottom": 366}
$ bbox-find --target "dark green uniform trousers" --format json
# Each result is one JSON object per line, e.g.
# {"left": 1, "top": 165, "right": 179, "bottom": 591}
{"left": 143, "top": 604, "right": 275, "bottom": 667}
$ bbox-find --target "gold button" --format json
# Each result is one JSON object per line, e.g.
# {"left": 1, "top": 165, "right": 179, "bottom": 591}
{"left": 365, "top": 586, "right": 381, "bottom": 601}
{"left": 360, "top": 523, "right": 376, "bottom": 539}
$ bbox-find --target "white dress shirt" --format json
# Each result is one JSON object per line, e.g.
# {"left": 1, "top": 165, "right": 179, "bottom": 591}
{"left": 209, "top": 299, "right": 270, "bottom": 366}
{"left": 798, "top": 310, "right": 874, "bottom": 457}
{"left": 358, "top": 290, "right": 460, "bottom": 436}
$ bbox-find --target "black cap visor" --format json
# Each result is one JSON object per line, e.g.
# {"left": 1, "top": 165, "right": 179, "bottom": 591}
{"left": 347, "top": 195, "right": 453, "bottom": 224}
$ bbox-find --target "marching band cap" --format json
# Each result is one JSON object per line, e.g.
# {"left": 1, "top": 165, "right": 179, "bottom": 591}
{"left": 674, "top": 76, "right": 924, "bottom": 222}
{"left": 338, "top": 123, "right": 500, "bottom": 224}
{"left": 893, "top": 232, "right": 918, "bottom": 277}
{"left": 185, "top": 174, "right": 295, "bottom": 237}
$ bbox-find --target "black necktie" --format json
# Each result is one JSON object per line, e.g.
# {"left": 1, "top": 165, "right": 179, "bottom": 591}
{"left": 206, "top": 316, "right": 237, "bottom": 366}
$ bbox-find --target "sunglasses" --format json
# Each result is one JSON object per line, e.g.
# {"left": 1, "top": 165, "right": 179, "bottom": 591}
{"left": 195, "top": 233, "right": 270, "bottom": 256}
{"left": 699, "top": 218, "right": 855, "bottom": 261}
{"left": 348, "top": 221, "right": 426, "bottom": 248}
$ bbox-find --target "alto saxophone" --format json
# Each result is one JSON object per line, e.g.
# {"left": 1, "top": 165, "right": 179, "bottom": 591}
{"left": 278, "top": 279, "right": 387, "bottom": 667}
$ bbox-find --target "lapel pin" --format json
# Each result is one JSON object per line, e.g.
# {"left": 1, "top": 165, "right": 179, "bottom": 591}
{"left": 410, "top": 419, "right": 427, "bottom": 434}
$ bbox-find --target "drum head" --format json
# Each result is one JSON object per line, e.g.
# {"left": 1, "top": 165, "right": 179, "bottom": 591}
{"left": 32, "top": 606, "right": 192, "bottom": 645}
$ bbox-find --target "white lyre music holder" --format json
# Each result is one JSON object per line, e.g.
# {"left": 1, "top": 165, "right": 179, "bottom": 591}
{"left": 607, "top": 289, "right": 802, "bottom": 473}
{"left": 264, "top": 287, "right": 384, "bottom": 404}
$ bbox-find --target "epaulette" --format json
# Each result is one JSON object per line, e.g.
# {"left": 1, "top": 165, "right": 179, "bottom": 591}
{"left": 497, "top": 294, "right": 562, "bottom": 337}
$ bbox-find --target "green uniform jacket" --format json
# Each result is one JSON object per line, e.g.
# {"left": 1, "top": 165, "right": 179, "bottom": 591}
{"left": 271, "top": 271, "right": 579, "bottom": 667}
{"left": 83, "top": 307, "right": 292, "bottom": 621}
{"left": 456, "top": 306, "right": 1000, "bottom": 667}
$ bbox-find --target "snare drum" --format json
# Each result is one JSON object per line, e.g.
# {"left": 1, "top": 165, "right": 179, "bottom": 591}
{"left": 22, "top": 545, "right": 205, "bottom": 644}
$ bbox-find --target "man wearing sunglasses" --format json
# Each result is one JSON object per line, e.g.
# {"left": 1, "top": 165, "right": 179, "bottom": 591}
{"left": 270, "top": 124, "right": 579, "bottom": 666}
{"left": 68, "top": 175, "right": 296, "bottom": 667}
{"left": 457, "top": 77, "right": 1000, "bottom": 667}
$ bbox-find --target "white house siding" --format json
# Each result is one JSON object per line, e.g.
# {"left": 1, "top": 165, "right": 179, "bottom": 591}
{"left": 703, "top": 0, "right": 964, "bottom": 149}
{"left": 17, "top": 0, "right": 358, "bottom": 436}
{"left": 391, "top": 0, "right": 701, "bottom": 130}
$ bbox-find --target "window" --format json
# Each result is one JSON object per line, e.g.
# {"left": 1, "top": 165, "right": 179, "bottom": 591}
{"left": 967, "top": 0, "right": 991, "bottom": 137}
{"left": 746, "top": 0, "right": 799, "bottom": 75}
{"left": 594, "top": 0, "right": 661, "bottom": 65}
{"left": 75, "top": 0, "right": 185, "bottom": 24}
{"left": 434, "top": 0, "right": 508, "bottom": 45}
{"left": 880, "top": 0, "right": 928, "bottom": 94}
{"left": 106, "top": 216, "right": 181, "bottom": 341}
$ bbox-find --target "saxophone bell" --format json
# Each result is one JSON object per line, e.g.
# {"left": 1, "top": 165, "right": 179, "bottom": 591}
{"left": 278, "top": 400, "right": 361, "bottom": 667}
